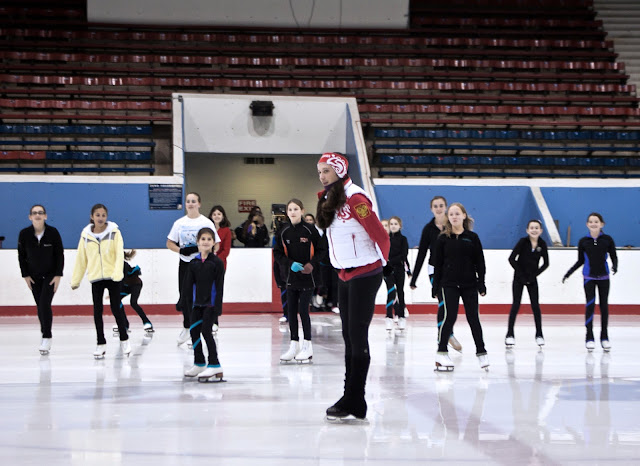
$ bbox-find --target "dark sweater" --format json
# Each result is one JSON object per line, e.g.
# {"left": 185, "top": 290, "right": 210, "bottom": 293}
{"left": 388, "top": 231, "right": 409, "bottom": 269}
{"left": 433, "top": 230, "right": 486, "bottom": 291}
{"left": 509, "top": 237, "right": 549, "bottom": 284}
{"left": 410, "top": 218, "right": 442, "bottom": 286}
{"left": 565, "top": 233, "right": 617, "bottom": 279}
{"left": 182, "top": 253, "right": 225, "bottom": 315}
{"left": 273, "top": 221, "right": 327, "bottom": 289}
{"left": 17, "top": 224, "right": 64, "bottom": 279}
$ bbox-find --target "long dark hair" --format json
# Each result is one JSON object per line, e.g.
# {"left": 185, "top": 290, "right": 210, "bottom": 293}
{"left": 208, "top": 205, "right": 231, "bottom": 228}
{"left": 316, "top": 181, "right": 347, "bottom": 229}
{"left": 90, "top": 203, "right": 108, "bottom": 224}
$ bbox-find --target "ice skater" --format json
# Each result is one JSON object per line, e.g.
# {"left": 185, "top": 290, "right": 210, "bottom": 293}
{"left": 208, "top": 204, "right": 232, "bottom": 333}
{"left": 274, "top": 199, "right": 326, "bottom": 364}
{"left": 182, "top": 228, "right": 225, "bottom": 382}
{"left": 317, "top": 152, "right": 390, "bottom": 422}
{"left": 505, "top": 220, "right": 549, "bottom": 348}
{"left": 18, "top": 204, "right": 64, "bottom": 355}
{"left": 562, "top": 212, "right": 618, "bottom": 352}
{"left": 70, "top": 204, "right": 130, "bottom": 358}
{"left": 410, "top": 196, "right": 462, "bottom": 352}
{"left": 112, "top": 249, "right": 154, "bottom": 334}
{"left": 432, "top": 203, "right": 488, "bottom": 372}
{"left": 166, "top": 192, "right": 220, "bottom": 346}
{"left": 385, "top": 216, "right": 411, "bottom": 331}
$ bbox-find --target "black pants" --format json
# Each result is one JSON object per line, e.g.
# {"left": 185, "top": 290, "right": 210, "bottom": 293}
{"left": 190, "top": 305, "right": 219, "bottom": 366}
{"left": 337, "top": 272, "right": 383, "bottom": 417}
{"left": 507, "top": 280, "right": 543, "bottom": 338}
{"left": 31, "top": 276, "right": 54, "bottom": 339}
{"left": 438, "top": 285, "right": 486, "bottom": 355}
{"left": 430, "top": 274, "right": 450, "bottom": 339}
{"left": 91, "top": 280, "right": 129, "bottom": 344}
{"left": 287, "top": 288, "right": 313, "bottom": 341}
{"left": 320, "top": 264, "right": 339, "bottom": 307}
{"left": 279, "top": 287, "right": 287, "bottom": 318}
{"left": 392, "top": 265, "right": 406, "bottom": 317}
{"left": 383, "top": 274, "right": 397, "bottom": 318}
{"left": 120, "top": 283, "right": 151, "bottom": 327}
{"left": 177, "top": 259, "right": 190, "bottom": 328}
{"left": 584, "top": 279, "right": 610, "bottom": 341}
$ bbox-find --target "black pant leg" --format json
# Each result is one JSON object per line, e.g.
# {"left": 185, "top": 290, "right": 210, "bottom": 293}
{"left": 32, "top": 277, "right": 54, "bottom": 338}
{"left": 461, "top": 286, "right": 486, "bottom": 355}
{"left": 527, "top": 281, "right": 543, "bottom": 338}
{"left": 106, "top": 280, "right": 128, "bottom": 341}
{"left": 597, "top": 280, "right": 610, "bottom": 341}
{"left": 119, "top": 286, "right": 131, "bottom": 329}
{"left": 91, "top": 281, "right": 107, "bottom": 345}
{"left": 190, "top": 306, "right": 205, "bottom": 365}
{"left": 201, "top": 306, "right": 219, "bottom": 366}
{"left": 438, "top": 287, "right": 460, "bottom": 352}
{"left": 287, "top": 288, "right": 301, "bottom": 341}
{"left": 128, "top": 284, "right": 150, "bottom": 324}
{"left": 298, "top": 288, "right": 313, "bottom": 341}
{"left": 431, "top": 274, "right": 446, "bottom": 333}
{"left": 584, "top": 279, "right": 596, "bottom": 341}
{"left": 383, "top": 275, "right": 396, "bottom": 318}
{"left": 393, "top": 265, "right": 406, "bottom": 318}
{"left": 507, "top": 281, "right": 524, "bottom": 337}
{"left": 177, "top": 259, "right": 190, "bottom": 327}
{"left": 338, "top": 278, "right": 351, "bottom": 383}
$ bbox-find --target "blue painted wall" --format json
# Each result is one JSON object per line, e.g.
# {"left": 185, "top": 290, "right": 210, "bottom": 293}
{"left": 374, "top": 185, "right": 547, "bottom": 249}
{"left": 542, "top": 187, "right": 640, "bottom": 247}
{"left": 0, "top": 182, "right": 184, "bottom": 249}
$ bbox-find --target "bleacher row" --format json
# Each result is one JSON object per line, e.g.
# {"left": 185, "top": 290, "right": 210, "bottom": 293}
{"left": 1, "top": 0, "right": 640, "bottom": 176}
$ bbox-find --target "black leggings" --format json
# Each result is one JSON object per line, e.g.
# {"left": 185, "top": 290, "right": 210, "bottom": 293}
{"left": 338, "top": 272, "right": 383, "bottom": 414}
{"left": 287, "top": 288, "right": 313, "bottom": 341}
{"left": 584, "top": 279, "right": 610, "bottom": 341}
{"left": 507, "top": 280, "right": 543, "bottom": 338}
{"left": 31, "top": 277, "right": 54, "bottom": 339}
{"left": 430, "top": 274, "right": 452, "bottom": 339}
{"left": 177, "top": 259, "right": 190, "bottom": 328}
{"left": 91, "top": 280, "right": 129, "bottom": 344}
{"left": 190, "top": 305, "right": 219, "bottom": 366}
{"left": 120, "top": 284, "right": 151, "bottom": 327}
{"left": 384, "top": 266, "right": 406, "bottom": 318}
{"left": 438, "top": 285, "right": 486, "bottom": 355}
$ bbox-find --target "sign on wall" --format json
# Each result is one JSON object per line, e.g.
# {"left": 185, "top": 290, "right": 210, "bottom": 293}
{"left": 149, "top": 184, "right": 183, "bottom": 210}
{"left": 238, "top": 200, "right": 257, "bottom": 212}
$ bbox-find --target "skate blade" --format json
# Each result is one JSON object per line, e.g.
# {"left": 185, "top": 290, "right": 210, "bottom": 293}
{"left": 144, "top": 329, "right": 155, "bottom": 334}
{"left": 324, "top": 415, "right": 368, "bottom": 425}
{"left": 481, "top": 366, "right": 490, "bottom": 372}
{"left": 198, "top": 376, "right": 225, "bottom": 383}
{"left": 279, "top": 359, "right": 295, "bottom": 364}
{"left": 434, "top": 365, "right": 454, "bottom": 372}
{"left": 94, "top": 354, "right": 105, "bottom": 360}
{"left": 39, "top": 350, "right": 50, "bottom": 355}
{"left": 505, "top": 344, "right": 514, "bottom": 349}
{"left": 295, "top": 358, "right": 312, "bottom": 364}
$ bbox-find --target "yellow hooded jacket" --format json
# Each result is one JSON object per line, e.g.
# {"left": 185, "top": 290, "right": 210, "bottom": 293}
{"left": 71, "top": 221, "right": 124, "bottom": 287}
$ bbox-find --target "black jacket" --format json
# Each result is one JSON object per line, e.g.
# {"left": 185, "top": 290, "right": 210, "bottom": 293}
{"left": 388, "top": 231, "right": 409, "bottom": 270}
{"left": 433, "top": 230, "right": 486, "bottom": 292}
{"left": 17, "top": 224, "right": 64, "bottom": 279}
{"left": 235, "top": 222, "right": 269, "bottom": 248}
{"left": 182, "top": 253, "right": 225, "bottom": 315}
{"left": 509, "top": 237, "right": 549, "bottom": 284}
{"left": 565, "top": 233, "right": 617, "bottom": 279}
{"left": 123, "top": 262, "right": 142, "bottom": 287}
{"left": 410, "top": 218, "right": 441, "bottom": 286}
{"left": 273, "top": 221, "right": 327, "bottom": 289}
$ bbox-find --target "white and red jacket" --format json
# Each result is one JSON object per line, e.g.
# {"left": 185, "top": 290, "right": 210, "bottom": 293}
{"left": 321, "top": 178, "right": 390, "bottom": 281}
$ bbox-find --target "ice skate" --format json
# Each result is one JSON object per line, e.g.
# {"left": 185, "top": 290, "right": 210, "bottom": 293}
{"left": 448, "top": 334, "right": 462, "bottom": 352}
{"left": 505, "top": 336, "right": 515, "bottom": 348}
{"left": 393, "top": 315, "right": 399, "bottom": 323}
{"left": 586, "top": 340, "right": 595, "bottom": 352}
{"left": 478, "top": 354, "right": 490, "bottom": 371}
{"left": 177, "top": 328, "right": 190, "bottom": 345}
{"left": 120, "top": 340, "right": 131, "bottom": 356}
{"left": 331, "top": 306, "right": 340, "bottom": 314}
{"left": 184, "top": 364, "right": 206, "bottom": 377}
{"left": 536, "top": 336, "right": 545, "bottom": 347}
{"left": 312, "top": 294, "right": 324, "bottom": 308}
{"left": 93, "top": 344, "right": 106, "bottom": 359}
{"left": 112, "top": 325, "right": 130, "bottom": 335}
{"left": 397, "top": 317, "right": 407, "bottom": 332}
{"left": 295, "top": 340, "right": 313, "bottom": 364}
{"left": 198, "top": 364, "right": 225, "bottom": 383}
{"left": 38, "top": 338, "right": 52, "bottom": 355}
{"left": 601, "top": 339, "right": 611, "bottom": 352}
{"left": 385, "top": 317, "right": 394, "bottom": 332}
{"left": 278, "top": 315, "right": 288, "bottom": 323}
{"left": 435, "top": 352, "right": 454, "bottom": 372}
{"left": 143, "top": 322, "right": 154, "bottom": 333}
{"left": 280, "top": 340, "right": 300, "bottom": 363}
{"left": 325, "top": 400, "right": 367, "bottom": 423}
{"left": 212, "top": 324, "right": 219, "bottom": 334}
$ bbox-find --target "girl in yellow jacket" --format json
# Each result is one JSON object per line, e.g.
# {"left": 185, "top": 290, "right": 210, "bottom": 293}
{"left": 71, "top": 204, "right": 131, "bottom": 359}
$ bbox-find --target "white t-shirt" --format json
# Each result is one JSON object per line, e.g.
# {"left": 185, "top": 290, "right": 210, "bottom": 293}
{"left": 167, "top": 215, "right": 220, "bottom": 262}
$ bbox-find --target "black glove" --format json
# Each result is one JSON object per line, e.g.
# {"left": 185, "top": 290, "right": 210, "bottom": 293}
{"left": 406, "top": 270, "right": 412, "bottom": 278}
{"left": 612, "top": 266, "right": 617, "bottom": 275}
{"left": 179, "top": 245, "right": 198, "bottom": 256}
{"left": 431, "top": 285, "right": 438, "bottom": 299}
{"left": 562, "top": 273, "right": 569, "bottom": 284}
{"left": 478, "top": 283, "right": 486, "bottom": 295}
{"left": 383, "top": 264, "right": 394, "bottom": 277}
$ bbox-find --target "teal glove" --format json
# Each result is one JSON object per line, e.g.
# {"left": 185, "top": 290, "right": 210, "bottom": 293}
{"left": 291, "top": 262, "right": 304, "bottom": 272}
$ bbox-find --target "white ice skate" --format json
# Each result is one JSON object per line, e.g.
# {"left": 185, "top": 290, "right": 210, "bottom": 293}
{"left": 385, "top": 317, "right": 394, "bottom": 331}
{"left": 435, "top": 352, "right": 454, "bottom": 372}
{"left": 212, "top": 324, "right": 219, "bottom": 334}
{"left": 601, "top": 339, "right": 611, "bottom": 352}
{"left": 313, "top": 294, "right": 324, "bottom": 308}
{"left": 448, "top": 334, "right": 462, "bottom": 352}
{"left": 143, "top": 322, "right": 154, "bottom": 333}
{"left": 478, "top": 354, "right": 490, "bottom": 371}
{"left": 177, "top": 328, "right": 190, "bottom": 345}
{"left": 184, "top": 364, "right": 206, "bottom": 377}
{"left": 198, "top": 364, "right": 225, "bottom": 383}
{"left": 120, "top": 340, "right": 131, "bottom": 356}
{"left": 505, "top": 336, "right": 515, "bottom": 348}
{"left": 39, "top": 338, "right": 52, "bottom": 355}
{"left": 586, "top": 340, "right": 596, "bottom": 352}
{"left": 280, "top": 340, "right": 300, "bottom": 363}
{"left": 397, "top": 317, "right": 407, "bottom": 331}
{"left": 536, "top": 337, "right": 545, "bottom": 347}
{"left": 295, "top": 340, "right": 313, "bottom": 364}
{"left": 331, "top": 306, "right": 340, "bottom": 314}
{"left": 93, "top": 344, "right": 106, "bottom": 359}
{"left": 279, "top": 315, "right": 288, "bottom": 323}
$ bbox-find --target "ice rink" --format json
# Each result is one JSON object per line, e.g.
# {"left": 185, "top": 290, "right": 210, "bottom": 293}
{"left": 1, "top": 312, "right": 639, "bottom": 465}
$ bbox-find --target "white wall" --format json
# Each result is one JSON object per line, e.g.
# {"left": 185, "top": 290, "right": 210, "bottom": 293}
{"left": 88, "top": 0, "right": 409, "bottom": 28}
{"left": 2, "top": 249, "right": 638, "bottom": 307}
